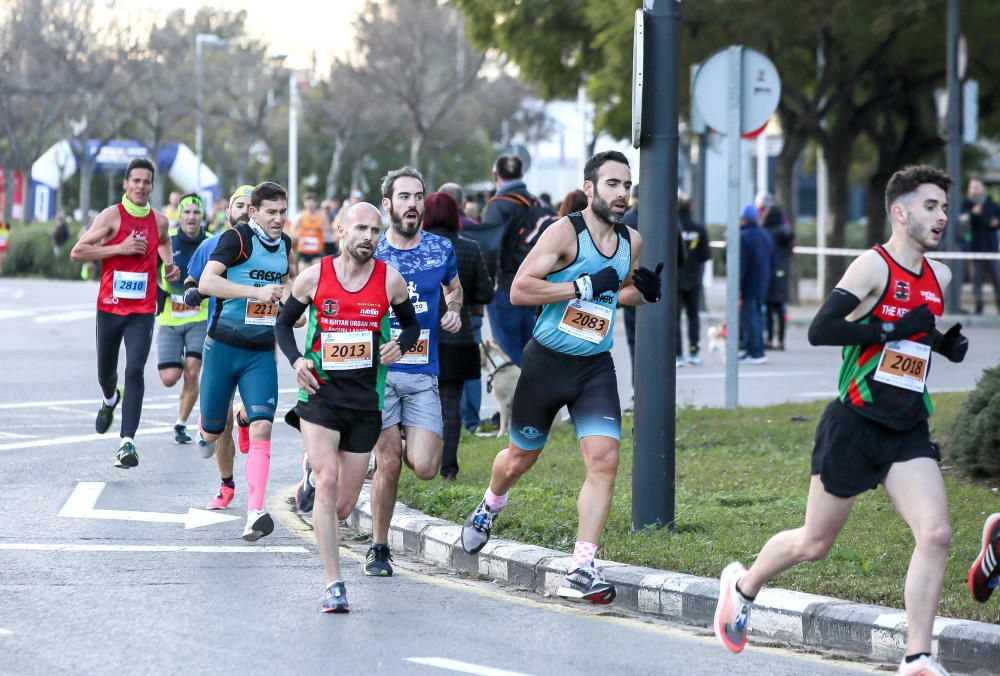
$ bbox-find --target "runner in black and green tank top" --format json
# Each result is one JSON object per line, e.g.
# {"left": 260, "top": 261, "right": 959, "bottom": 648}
{"left": 274, "top": 202, "right": 420, "bottom": 613}
{"left": 712, "top": 166, "right": 969, "bottom": 671}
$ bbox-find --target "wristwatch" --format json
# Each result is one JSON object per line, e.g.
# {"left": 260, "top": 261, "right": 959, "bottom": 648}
{"left": 879, "top": 322, "right": 894, "bottom": 343}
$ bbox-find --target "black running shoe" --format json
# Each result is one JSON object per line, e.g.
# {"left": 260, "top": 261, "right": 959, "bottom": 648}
{"left": 556, "top": 565, "right": 617, "bottom": 604}
{"left": 364, "top": 544, "right": 393, "bottom": 577}
{"left": 174, "top": 424, "right": 192, "bottom": 445}
{"left": 461, "top": 500, "right": 499, "bottom": 554}
{"left": 96, "top": 387, "right": 122, "bottom": 434}
{"left": 114, "top": 441, "right": 139, "bottom": 469}
{"left": 295, "top": 461, "right": 315, "bottom": 513}
{"left": 321, "top": 581, "right": 350, "bottom": 613}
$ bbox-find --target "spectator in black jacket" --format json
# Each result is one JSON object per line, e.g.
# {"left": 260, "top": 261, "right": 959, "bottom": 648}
{"left": 757, "top": 193, "right": 795, "bottom": 349}
{"left": 677, "top": 193, "right": 712, "bottom": 365}
{"left": 739, "top": 204, "right": 774, "bottom": 364}
{"left": 479, "top": 154, "right": 553, "bottom": 365}
{"left": 424, "top": 192, "right": 494, "bottom": 479}
{"left": 960, "top": 178, "right": 1000, "bottom": 314}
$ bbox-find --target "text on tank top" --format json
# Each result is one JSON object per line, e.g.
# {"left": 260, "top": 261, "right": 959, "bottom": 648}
{"left": 98, "top": 204, "right": 160, "bottom": 314}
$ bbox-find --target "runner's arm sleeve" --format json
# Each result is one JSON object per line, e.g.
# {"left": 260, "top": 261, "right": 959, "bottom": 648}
{"left": 275, "top": 296, "right": 309, "bottom": 367}
{"left": 807, "top": 288, "right": 881, "bottom": 346}
{"left": 392, "top": 299, "right": 420, "bottom": 354}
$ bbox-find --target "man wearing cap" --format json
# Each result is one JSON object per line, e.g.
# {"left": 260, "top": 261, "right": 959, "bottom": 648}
{"left": 738, "top": 204, "right": 774, "bottom": 364}
{"left": 156, "top": 193, "right": 212, "bottom": 445}
{"left": 183, "top": 185, "right": 254, "bottom": 509}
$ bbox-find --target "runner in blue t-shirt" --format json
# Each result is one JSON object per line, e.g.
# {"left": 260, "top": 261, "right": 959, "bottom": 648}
{"left": 364, "top": 167, "right": 462, "bottom": 577}
{"left": 182, "top": 185, "right": 255, "bottom": 511}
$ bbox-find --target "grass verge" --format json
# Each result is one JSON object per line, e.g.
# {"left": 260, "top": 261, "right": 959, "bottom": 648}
{"left": 397, "top": 392, "right": 1000, "bottom": 624}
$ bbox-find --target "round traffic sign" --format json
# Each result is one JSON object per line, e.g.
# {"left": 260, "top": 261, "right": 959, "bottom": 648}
{"left": 692, "top": 46, "right": 781, "bottom": 135}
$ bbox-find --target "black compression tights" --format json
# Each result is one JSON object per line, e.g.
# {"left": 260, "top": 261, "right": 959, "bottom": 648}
{"left": 96, "top": 311, "right": 155, "bottom": 438}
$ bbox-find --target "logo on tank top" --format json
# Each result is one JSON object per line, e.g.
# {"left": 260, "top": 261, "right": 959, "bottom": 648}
{"left": 893, "top": 280, "right": 910, "bottom": 301}
{"left": 322, "top": 299, "right": 339, "bottom": 316}
{"left": 920, "top": 289, "right": 941, "bottom": 304}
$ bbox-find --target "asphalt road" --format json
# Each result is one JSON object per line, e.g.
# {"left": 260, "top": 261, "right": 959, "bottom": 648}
{"left": 0, "top": 278, "right": 969, "bottom": 674}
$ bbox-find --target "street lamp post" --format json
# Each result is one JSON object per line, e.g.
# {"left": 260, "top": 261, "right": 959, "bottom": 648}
{"left": 195, "top": 33, "right": 227, "bottom": 194}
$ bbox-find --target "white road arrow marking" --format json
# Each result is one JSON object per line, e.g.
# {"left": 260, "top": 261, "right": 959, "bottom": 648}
{"left": 404, "top": 658, "right": 533, "bottom": 676}
{"left": 58, "top": 482, "right": 239, "bottom": 529}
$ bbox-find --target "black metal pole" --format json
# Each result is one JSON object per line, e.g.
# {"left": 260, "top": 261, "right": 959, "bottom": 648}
{"left": 632, "top": 0, "right": 680, "bottom": 532}
{"left": 946, "top": 0, "right": 963, "bottom": 311}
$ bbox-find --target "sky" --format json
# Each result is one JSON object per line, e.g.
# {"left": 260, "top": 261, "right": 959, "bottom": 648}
{"left": 115, "top": 0, "right": 368, "bottom": 71}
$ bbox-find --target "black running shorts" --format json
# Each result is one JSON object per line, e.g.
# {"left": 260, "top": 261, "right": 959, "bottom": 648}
{"left": 285, "top": 383, "right": 382, "bottom": 454}
{"left": 811, "top": 400, "right": 939, "bottom": 498}
{"left": 509, "top": 339, "right": 621, "bottom": 452}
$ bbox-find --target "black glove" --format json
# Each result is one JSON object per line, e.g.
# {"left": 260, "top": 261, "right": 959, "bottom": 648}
{"left": 182, "top": 287, "right": 204, "bottom": 308}
{"left": 882, "top": 303, "right": 935, "bottom": 342}
{"left": 933, "top": 322, "right": 968, "bottom": 363}
{"left": 632, "top": 262, "right": 664, "bottom": 303}
{"left": 575, "top": 266, "right": 621, "bottom": 300}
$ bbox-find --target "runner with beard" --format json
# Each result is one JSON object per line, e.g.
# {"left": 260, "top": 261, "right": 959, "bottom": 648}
{"left": 713, "top": 165, "right": 967, "bottom": 676}
{"left": 460, "top": 151, "right": 664, "bottom": 604}
{"left": 275, "top": 202, "right": 418, "bottom": 612}
{"left": 183, "top": 186, "right": 255, "bottom": 509}
{"left": 363, "top": 166, "right": 463, "bottom": 577}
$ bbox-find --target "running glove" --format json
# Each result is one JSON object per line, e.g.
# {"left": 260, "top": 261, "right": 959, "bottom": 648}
{"left": 182, "top": 287, "right": 204, "bottom": 307}
{"left": 632, "top": 262, "right": 664, "bottom": 303}
{"left": 575, "top": 266, "right": 621, "bottom": 301}
{"left": 884, "top": 303, "right": 936, "bottom": 342}
{"left": 933, "top": 322, "right": 968, "bottom": 363}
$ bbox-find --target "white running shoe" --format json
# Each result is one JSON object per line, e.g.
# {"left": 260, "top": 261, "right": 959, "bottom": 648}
{"left": 714, "top": 561, "right": 753, "bottom": 653}
{"left": 242, "top": 509, "right": 274, "bottom": 542}
{"left": 896, "top": 655, "right": 949, "bottom": 675}
{"left": 196, "top": 427, "right": 218, "bottom": 459}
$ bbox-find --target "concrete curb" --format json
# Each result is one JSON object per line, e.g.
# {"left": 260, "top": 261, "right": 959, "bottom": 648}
{"left": 335, "top": 485, "right": 1000, "bottom": 674}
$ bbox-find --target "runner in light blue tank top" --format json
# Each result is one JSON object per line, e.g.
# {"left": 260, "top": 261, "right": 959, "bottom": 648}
{"left": 533, "top": 212, "right": 632, "bottom": 356}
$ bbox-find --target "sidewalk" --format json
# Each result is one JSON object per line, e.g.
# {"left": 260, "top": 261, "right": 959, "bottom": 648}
{"left": 284, "top": 485, "right": 1000, "bottom": 674}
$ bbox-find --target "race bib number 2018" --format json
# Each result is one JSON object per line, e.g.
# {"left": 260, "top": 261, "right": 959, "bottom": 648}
{"left": 872, "top": 339, "right": 930, "bottom": 393}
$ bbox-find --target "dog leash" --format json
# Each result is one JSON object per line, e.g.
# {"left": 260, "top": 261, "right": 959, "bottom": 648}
{"left": 482, "top": 342, "right": 516, "bottom": 394}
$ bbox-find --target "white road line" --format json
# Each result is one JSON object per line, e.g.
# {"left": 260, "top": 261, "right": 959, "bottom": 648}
{"left": 404, "top": 658, "right": 532, "bottom": 676}
{"left": 0, "top": 628, "right": 11, "bottom": 636}
{"left": 0, "top": 432, "right": 35, "bottom": 439}
{"left": 677, "top": 370, "right": 823, "bottom": 381}
{"left": 0, "top": 304, "right": 91, "bottom": 321}
{"left": 0, "top": 426, "right": 173, "bottom": 452}
{"left": 0, "top": 544, "right": 308, "bottom": 554}
{"left": 0, "top": 394, "right": 176, "bottom": 411}
{"left": 34, "top": 310, "right": 96, "bottom": 323}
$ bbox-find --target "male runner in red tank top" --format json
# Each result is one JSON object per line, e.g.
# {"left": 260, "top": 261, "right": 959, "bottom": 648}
{"left": 714, "top": 165, "right": 969, "bottom": 676}
{"left": 275, "top": 202, "right": 419, "bottom": 612}
{"left": 71, "top": 158, "right": 179, "bottom": 469}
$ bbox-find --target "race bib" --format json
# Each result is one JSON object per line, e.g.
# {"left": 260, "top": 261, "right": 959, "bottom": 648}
{"left": 299, "top": 236, "right": 321, "bottom": 252}
{"left": 112, "top": 270, "right": 148, "bottom": 299}
{"left": 872, "top": 339, "right": 930, "bottom": 393}
{"left": 244, "top": 299, "right": 278, "bottom": 326}
{"left": 557, "top": 299, "right": 613, "bottom": 344}
{"left": 391, "top": 328, "right": 430, "bottom": 365}
{"left": 170, "top": 294, "right": 198, "bottom": 318}
{"left": 321, "top": 331, "right": 372, "bottom": 370}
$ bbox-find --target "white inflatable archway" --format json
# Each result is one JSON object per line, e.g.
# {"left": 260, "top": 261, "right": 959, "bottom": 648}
{"left": 30, "top": 139, "right": 220, "bottom": 221}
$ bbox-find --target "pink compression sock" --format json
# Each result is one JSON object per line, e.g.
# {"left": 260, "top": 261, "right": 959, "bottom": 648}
{"left": 484, "top": 488, "right": 507, "bottom": 512}
{"left": 571, "top": 541, "right": 597, "bottom": 570}
{"left": 246, "top": 439, "right": 271, "bottom": 511}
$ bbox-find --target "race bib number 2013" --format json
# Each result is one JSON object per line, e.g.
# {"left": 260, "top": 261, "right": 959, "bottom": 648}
{"left": 321, "top": 331, "right": 372, "bottom": 370}
{"left": 872, "top": 339, "right": 930, "bottom": 393}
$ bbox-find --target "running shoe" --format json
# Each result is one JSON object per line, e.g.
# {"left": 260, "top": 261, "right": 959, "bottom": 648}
{"left": 714, "top": 561, "right": 753, "bottom": 653}
{"left": 738, "top": 353, "right": 768, "bottom": 365}
{"left": 461, "top": 500, "right": 499, "bottom": 555}
{"left": 968, "top": 512, "right": 1000, "bottom": 603}
{"left": 295, "top": 460, "right": 315, "bottom": 514}
{"left": 114, "top": 440, "right": 139, "bottom": 469}
{"left": 675, "top": 356, "right": 686, "bottom": 367}
{"left": 556, "top": 564, "right": 617, "bottom": 604}
{"left": 236, "top": 409, "right": 250, "bottom": 454}
{"left": 364, "top": 544, "right": 393, "bottom": 577}
{"left": 206, "top": 484, "right": 235, "bottom": 510}
{"left": 896, "top": 654, "right": 949, "bottom": 675}
{"left": 242, "top": 509, "right": 274, "bottom": 542}
{"left": 687, "top": 352, "right": 702, "bottom": 366}
{"left": 95, "top": 387, "right": 122, "bottom": 434}
{"left": 321, "top": 581, "right": 350, "bottom": 613}
{"left": 174, "top": 424, "right": 192, "bottom": 445}
{"left": 196, "top": 426, "right": 218, "bottom": 459}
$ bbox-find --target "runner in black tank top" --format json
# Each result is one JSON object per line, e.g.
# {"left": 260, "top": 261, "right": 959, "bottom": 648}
{"left": 713, "top": 166, "right": 969, "bottom": 674}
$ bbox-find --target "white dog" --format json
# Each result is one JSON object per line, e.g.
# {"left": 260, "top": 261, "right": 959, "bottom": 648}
{"left": 705, "top": 323, "right": 727, "bottom": 363}
{"left": 480, "top": 340, "right": 520, "bottom": 437}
